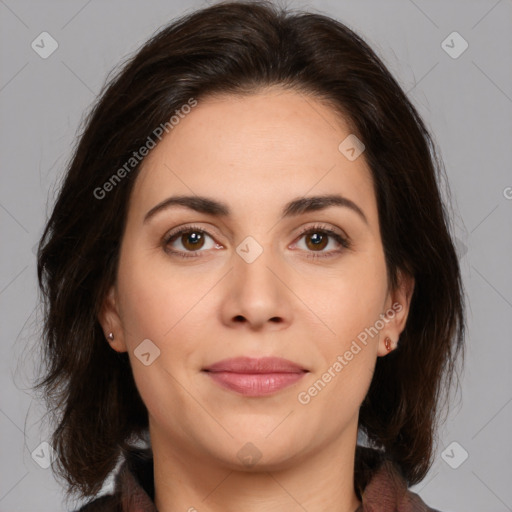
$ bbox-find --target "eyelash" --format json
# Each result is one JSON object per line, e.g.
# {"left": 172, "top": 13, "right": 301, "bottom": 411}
{"left": 162, "top": 223, "right": 351, "bottom": 260}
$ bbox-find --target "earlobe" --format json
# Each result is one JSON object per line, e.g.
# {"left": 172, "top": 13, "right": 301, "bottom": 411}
{"left": 378, "top": 269, "right": 415, "bottom": 357}
{"left": 98, "top": 285, "right": 128, "bottom": 353}
{"left": 378, "top": 336, "right": 398, "bottom": 357}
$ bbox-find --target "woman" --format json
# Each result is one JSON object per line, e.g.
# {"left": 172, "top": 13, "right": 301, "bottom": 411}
{"left": 35, "top": 1, "right": 465, "bottom": 511}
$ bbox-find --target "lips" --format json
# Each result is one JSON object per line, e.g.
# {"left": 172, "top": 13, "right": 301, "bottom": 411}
{"left": 203, "top": 356, "right": 306, "bottom": 373}
{"left": 202, "top": 357, "right": 308, "bottom": 396}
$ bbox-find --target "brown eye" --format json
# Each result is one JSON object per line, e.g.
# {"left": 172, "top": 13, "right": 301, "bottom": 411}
{"left": 293, "top": 225, "right": 351, "bottom": 259}
{"left": 163, "top": 225, "right": 221, "bottom": 259}
{"left": 177, "top": 230, "right": 206, "bottom": 251}
{"left": 304, "top": 232, "right": 329, "bottom": 251}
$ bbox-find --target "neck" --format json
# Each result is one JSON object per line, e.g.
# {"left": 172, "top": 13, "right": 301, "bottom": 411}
{"left": 151, "top": 422, "right": 362, "bottom": 512}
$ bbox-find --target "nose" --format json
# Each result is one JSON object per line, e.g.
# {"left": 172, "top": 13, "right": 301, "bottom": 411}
{"left": 219, "top": 247, "right": 294, "bottom": 331}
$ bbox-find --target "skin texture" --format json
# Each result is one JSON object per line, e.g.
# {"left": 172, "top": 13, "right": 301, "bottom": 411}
{"left": 99, "top": 87, "right": 415, "bottom": 512}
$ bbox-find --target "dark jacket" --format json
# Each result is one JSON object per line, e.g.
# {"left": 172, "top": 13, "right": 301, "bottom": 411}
{"left": 75, "top": 447, "right": 442, "bottom": 511}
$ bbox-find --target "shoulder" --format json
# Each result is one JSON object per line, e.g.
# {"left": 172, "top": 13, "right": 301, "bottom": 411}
{"left": 72, "top": 493, "right": 120, "bottom": 512}
{"left": 71, "top": 447, "right": 154, "bottom": 512}
{"left": 355, "top": 447, "right": 444, "bottom": 512}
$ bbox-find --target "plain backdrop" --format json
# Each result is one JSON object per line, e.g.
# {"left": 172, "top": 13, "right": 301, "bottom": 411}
{"left": 1, "top": 1, "right": 511, "bottom": 511}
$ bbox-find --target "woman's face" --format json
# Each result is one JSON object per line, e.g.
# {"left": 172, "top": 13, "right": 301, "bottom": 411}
{"left": 100, "top": 88, "right": 413, "bottom": 470}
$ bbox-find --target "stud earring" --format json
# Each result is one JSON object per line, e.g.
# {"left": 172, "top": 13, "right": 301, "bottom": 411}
{"left": 384, "top": 337, "right": 392, "bottom": 351}
{"left": 107, "top": 332, "right": 114, "bottom": 341}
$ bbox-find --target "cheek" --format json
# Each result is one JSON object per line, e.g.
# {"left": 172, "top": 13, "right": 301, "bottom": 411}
{"left": 308, "top": 257, "right": 388, "bottom": 340}
{"left": 115, "top": 246, "right": 214, "bottom": 390}
{"left": 299, "top": 253, "right": 386, "bottom": 404}
{"left": 116, "top": 244, "right": 206, "bottom": 341}
{"left": 319, "top": 354, "right": 376, "bottom": 417}
{"left": 115, "top": 250, "right": 202, "bottom": 421}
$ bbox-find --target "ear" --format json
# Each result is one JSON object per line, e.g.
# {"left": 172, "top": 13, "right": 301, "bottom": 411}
{"left": 98, "top": 285, "right": 128, "bottom": 353}
{"left": 377, "top": 269, "right": 415, "bottom": 357}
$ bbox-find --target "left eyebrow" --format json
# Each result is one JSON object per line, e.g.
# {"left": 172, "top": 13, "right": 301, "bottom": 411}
{"left": 282, "top": 194, "right": 368, "bottom": 225}
{"left": 143, "top": 193, "right": 368, "bottom": 226}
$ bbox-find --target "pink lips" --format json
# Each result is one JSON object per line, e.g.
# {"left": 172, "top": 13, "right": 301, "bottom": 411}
{"left": 202, "top": 357, "right": 308, "bottom": 397}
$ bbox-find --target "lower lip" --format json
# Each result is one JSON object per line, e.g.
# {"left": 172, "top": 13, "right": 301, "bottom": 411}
{"left": 204, "top": 371, "right": 306, "bottom": 396}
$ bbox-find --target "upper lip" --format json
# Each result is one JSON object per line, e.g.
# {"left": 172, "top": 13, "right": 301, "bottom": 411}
{"left": 203, "top": 357, "right": 308, "bottom": 373}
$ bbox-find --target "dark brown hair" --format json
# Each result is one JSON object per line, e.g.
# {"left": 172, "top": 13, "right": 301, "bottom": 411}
{"left": 35, "top": 0, "right": 465, "bottom": 503}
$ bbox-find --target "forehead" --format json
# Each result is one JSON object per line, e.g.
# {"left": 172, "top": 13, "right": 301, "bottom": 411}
{"left": 129, "top": 88, "right": 377, "bottom": 226}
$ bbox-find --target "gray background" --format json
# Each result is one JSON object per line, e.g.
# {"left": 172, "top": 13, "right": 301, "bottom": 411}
{"left": 1, "top": 0, "right": 511, "bottom": 511}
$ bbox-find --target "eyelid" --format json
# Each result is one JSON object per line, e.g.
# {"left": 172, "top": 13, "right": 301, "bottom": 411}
{"left": 162, "top": 222, "right": 351, "bottom": 258}
{"left": 292, "top": 223, "right": 348, "bottom": 242}
{"left": 162, "top": 223, "right": 223, "bottom": 248}
{"left": 290, "top": 223, "right": 351, "bottom": 255}
{"left": 163, "top": 223, "right": 225, "bottom": 243}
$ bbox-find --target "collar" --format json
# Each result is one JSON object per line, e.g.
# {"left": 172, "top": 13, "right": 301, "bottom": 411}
{"left": 107, "top": 447, "right": 440, "bottom": 512}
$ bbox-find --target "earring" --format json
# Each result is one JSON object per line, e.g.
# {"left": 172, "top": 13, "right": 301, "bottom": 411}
{"left": 384, "top": 337, "right": 392, "bottom": 351}
{"left": 107, "top": 332, "right": 114, "bottom": 341}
